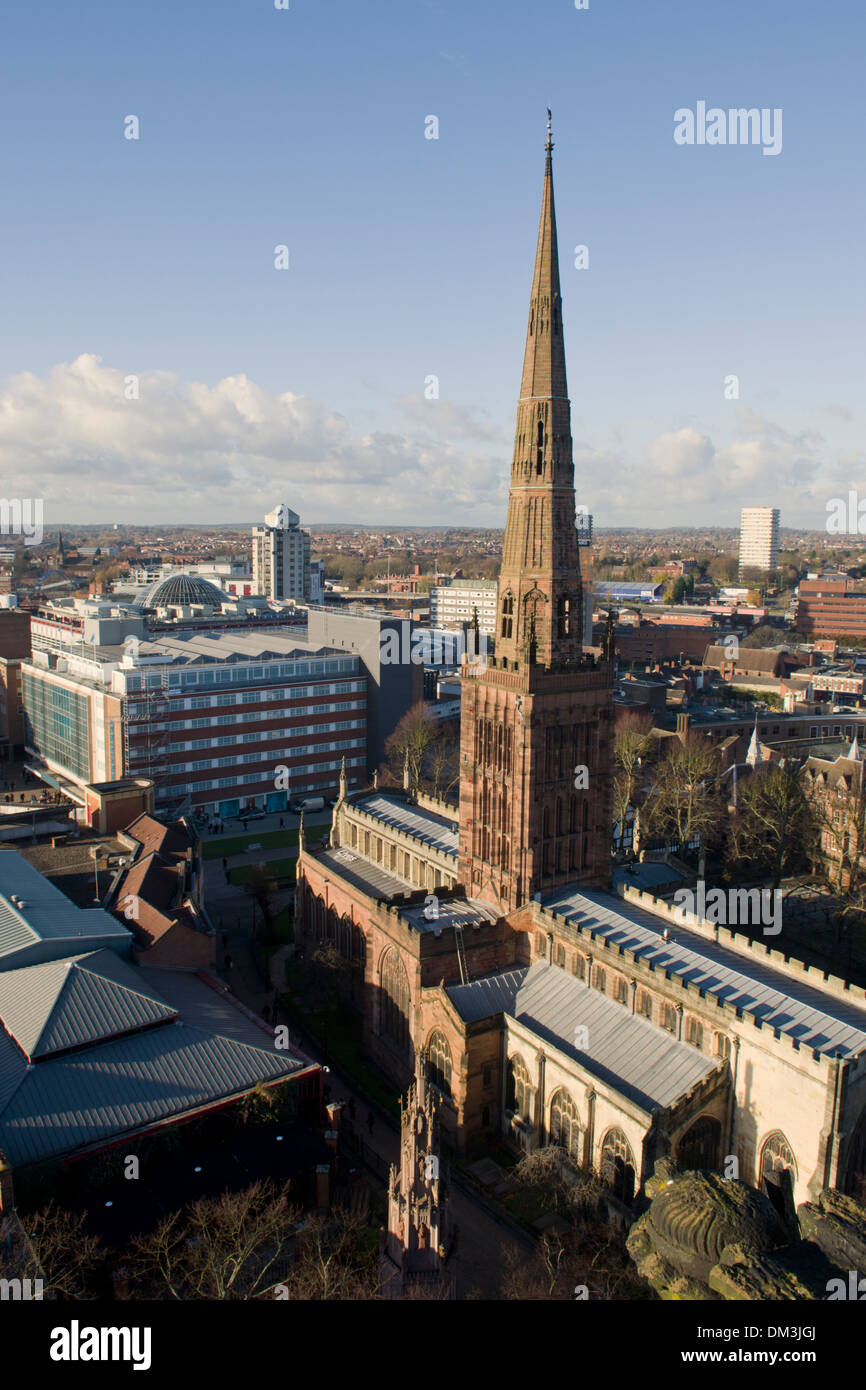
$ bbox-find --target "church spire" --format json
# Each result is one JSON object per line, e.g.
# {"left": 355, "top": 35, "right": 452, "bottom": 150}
{"left": 495, "top": 113, "right": 583, "bottom": 670}
{"left": 519, "top": 110, "right": 567, "bottom": 405}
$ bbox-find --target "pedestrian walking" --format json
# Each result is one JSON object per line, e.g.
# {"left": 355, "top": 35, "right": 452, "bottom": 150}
{"left": 222, "top": 857, "right": 228, "bottom": 870}
{"left": 224, "top": 953, "right": 233, "bottom": 971}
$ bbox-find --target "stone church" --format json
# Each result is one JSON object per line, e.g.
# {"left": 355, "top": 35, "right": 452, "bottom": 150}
{"left": 296, "top": 123, "right": 866, "bottom": 1212}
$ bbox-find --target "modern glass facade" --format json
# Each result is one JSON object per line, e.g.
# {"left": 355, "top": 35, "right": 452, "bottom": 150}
{"left": 22, "top": 671, "right": 91, "bottom": 781}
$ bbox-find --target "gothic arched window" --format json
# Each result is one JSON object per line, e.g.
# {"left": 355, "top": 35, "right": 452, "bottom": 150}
{"left": 352, "top": 923, "right": 366, "bottom": 966}
{"left": 676, "top": 1115, "right": 721, "bottom": 1171}
{"left": 427, "top": 1030, "right": 452, "bottom": 1099}
{"left": 506, "top": 1054, "right": 531, "bottom": 1121}
{"left": 759, "top": 1131, "right": 796, "bottom": 1184}
{"left": 380, "top": 948, "right": 410, "bottom": 1053}
{"left": 501, "top": 592, "right": 514, "bottom": 640}
{"left": 600, "top": 1128, "right": 636, "bottom": 1205}
{"left": 685, "top": 1015, "right": 703, "bottom": 1049}
{"left": 549, "top": 1088, "right": 580, "bottom": 1157}
{"left": 339, "top": 914, "right": 352, "bottom": 959}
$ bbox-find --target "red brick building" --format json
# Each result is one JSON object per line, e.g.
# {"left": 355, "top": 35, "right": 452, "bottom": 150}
{"left": 797, "top": 577, "right": 866, "bottom": 640}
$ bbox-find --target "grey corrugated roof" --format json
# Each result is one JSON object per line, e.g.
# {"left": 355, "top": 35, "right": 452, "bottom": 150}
{"left": 0, "top": 950, "right": 176, "bottom": 1059}
{"left": 447, "top": 961, "right": 716, "bottom": 1112}
{"left": 542, "top": 888, "right": 866, "bottom": 1059}
{"left": 137, "top": 968, "right": 275, "bottom": 1049}
{"left": 447, "top": 968, "right": 526, "bottom": 1022}
{"left": 0, "top": 1020, "right": 308, "bottom": 1167}
{"left": 354, "top": 794, "right": 459, "bottom": 858}
{"left": 0, "top": 850, "right": 131, "bottom": 964}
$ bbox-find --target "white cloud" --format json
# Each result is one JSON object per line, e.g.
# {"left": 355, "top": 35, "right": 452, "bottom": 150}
{"left": 0, "top": 354, "right": 508, "bottom": 525}
{"left": 0, "top": 355, "right": 848, "bottom": 530}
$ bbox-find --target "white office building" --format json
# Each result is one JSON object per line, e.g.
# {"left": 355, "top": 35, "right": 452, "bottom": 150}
{"left": 428, "top": 580, "right": 498, "bottom": 635}
{"left": 252, "top": 504, "right": 311, "bottom": 603}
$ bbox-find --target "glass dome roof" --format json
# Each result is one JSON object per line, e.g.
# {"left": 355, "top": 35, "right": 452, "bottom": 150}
{"left": 145, "top": 573, "right": 224, "bottom": 609}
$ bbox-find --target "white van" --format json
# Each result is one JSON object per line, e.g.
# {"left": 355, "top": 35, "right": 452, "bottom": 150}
{"left": 291, "top": 795, "right": 326, "bottom": 813}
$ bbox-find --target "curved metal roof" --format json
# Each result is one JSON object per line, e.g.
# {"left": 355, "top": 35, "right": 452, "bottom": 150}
{"left": 144, "top": 573, "right": 224, "bottom": 609}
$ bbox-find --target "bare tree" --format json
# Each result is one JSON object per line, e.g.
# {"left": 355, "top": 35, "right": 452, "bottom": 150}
{"left": 612, "top": 711, "right": 655, "bottom": 856}
{"left": 643, "top": 734, "right": 723, "bottom": 857}
{"left": 382, "top": 702, "right": 438, "bottom": 792}
{"left": 499, "top": 1225, "right": 651, "bottom": 1301}
{"left": 0, "top": 1204, "right": 103, "bottom": 1300}
{"left": 741, "top": 624, "right": 784, "bottom": 649}
{"left": 303, "top": 942, "right": 352, "bottom": 1007}
{"left": 124, "top": 1180, "right": 297, "bottom": 1300}
{"left": 728, "top": 764, "right": 817, "bottom": 887}
{"left": 278, "top": 1207, "right": 378, "bottom": 1300}
{"left": 426, "top": 723, "right": 460, "bottom": 800}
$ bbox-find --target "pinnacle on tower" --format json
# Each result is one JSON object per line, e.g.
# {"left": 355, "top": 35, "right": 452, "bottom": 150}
{"left": 745, "top": 720, "right": 763, "bottom": 769}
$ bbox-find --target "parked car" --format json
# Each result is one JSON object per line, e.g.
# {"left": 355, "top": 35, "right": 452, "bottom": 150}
{"left": 290, "top": 795, "right": 326, "bottom": 813}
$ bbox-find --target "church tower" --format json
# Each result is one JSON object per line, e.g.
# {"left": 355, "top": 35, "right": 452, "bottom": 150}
{"left": 458, "top": 116, "right": 614, "bottom": 914}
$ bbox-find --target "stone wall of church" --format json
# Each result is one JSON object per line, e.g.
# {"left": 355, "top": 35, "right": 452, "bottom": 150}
{"left": 297, "top": 850, "right": 515, "bottom": 1091}
{"left": 416, "top": 993, "right": 503, "bottom": 1154}
{"left": 526, "top": 897, "right": 852, "bottom": 1203}
{"left": 502, "top": 1016, "right": 729, "bottom": 1199}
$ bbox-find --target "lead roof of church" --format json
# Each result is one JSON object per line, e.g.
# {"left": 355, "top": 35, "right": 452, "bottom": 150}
{"left": 351, "top": 794, "right": 459, "bottom": 858}
{"left": 316, "top": 848, "right": 411, "bottom": 901}
{"left": 447, "top": 961, "right": 717, "bottom": 1112}
{"left": 542, "top": 889, "right": 866, "bottom": 1059}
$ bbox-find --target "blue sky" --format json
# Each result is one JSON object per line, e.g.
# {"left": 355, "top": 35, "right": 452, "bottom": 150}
{"left": 0, "top": 0, "right": 863, "bottom": 530}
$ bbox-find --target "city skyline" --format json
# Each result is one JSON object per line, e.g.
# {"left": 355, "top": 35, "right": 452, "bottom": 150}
{"left": 1, "top": 0, "right": 862, "bottom": 531}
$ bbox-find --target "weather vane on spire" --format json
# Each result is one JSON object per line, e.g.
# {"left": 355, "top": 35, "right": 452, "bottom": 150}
{"left": 546, "top": 107, "right": 553, "bottom": 151}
